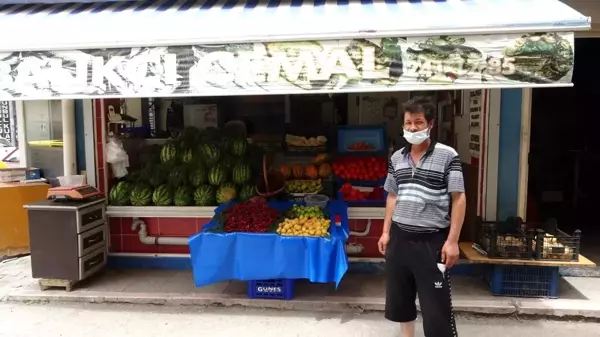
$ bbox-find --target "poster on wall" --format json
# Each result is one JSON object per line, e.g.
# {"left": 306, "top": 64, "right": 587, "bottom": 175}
{"left": 469, "top": 90, "right": 482, "bottom": 158}
{"left": 0, "top": 32, "right": 575, "bottom": 100}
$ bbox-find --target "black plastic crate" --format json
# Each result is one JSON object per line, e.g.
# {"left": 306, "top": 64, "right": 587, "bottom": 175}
{"left": 533, "top": 228, "right": 581, "bottom": 262}
{"left": 523, "top": 218, "right": 582, "bottom": 262}
{"left": 476, "top": 217, "right": 534, "bottom": 260}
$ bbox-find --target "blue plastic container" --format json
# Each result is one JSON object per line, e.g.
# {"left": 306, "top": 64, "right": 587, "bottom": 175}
{"left": 337, "top": 125, "right": 386, "bottom": 154}
{"left": 487, "top": 265, "right": 559, "bottom": 298}
{"left": 248, "top": 279, "right": 295, "bottom": 300}
{"left": 25, "top": 168, "right": 41, "bottom": 180}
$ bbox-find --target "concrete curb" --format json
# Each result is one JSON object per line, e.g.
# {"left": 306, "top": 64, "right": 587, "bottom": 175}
{"left": 3, "top": 291, "right": 519, "bottom": 316}
{"left": 6, "top": 291, "right": 599, "bottom": 319}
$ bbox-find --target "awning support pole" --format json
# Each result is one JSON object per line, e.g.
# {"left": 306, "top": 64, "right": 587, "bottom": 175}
{"left": 61, "top": 99, "right": 76, "bottom": 176}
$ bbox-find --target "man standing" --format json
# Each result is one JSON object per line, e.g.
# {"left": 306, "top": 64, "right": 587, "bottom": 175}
{"left": 378, "top": 97, "right": 466, "bottom": 337}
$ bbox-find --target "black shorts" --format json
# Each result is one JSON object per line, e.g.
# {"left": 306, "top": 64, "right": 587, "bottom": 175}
{"left": 385, "top": 224, "right": 458, "bottom": 337}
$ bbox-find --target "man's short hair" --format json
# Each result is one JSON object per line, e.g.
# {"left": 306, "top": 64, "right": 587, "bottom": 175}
{"left": 403, "top": 97, "right": 436, "bottom": 122}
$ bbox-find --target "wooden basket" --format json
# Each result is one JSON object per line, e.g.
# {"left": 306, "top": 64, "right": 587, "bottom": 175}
{"left": 255, "top": 155, "right": 285, "bottom": 198}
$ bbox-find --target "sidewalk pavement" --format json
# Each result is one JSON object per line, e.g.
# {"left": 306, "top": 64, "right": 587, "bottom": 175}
{"left": 1, "top": 256, "right": 599, "bottom": 319}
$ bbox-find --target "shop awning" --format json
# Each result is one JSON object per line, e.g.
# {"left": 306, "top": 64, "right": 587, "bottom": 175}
{"left": 0, "top": 0, "right": 591, "bottom": 99}
{"left": 0, "top": 0, "right": 590, "bottom": 52}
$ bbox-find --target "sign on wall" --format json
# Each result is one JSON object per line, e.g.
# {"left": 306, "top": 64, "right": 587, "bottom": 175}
{"left": 0, "top": 101, "right": 11, "bottom": 142}
{"left": 469, "top": 90, "right": 483, "bottom": 159}
{"left": 0, "top": 32, "right": 575, "bottom": 99}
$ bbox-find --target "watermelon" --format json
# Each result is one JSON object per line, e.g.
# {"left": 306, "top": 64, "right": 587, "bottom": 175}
{"left": 152, "top": 184, "right": 173, "bottom": 206}
{"left": 179, "top": 148, "right": 195, "bottom": 164}
{"left": 188, "top": 166, "right": 207, "bottom": 187}
{"left": 148, "top": 166, "right": 166, "bottom": 187}
{"left": 182, "top": 126, "right": 201, "bottom": 142}
{"left": 220, "top": 154, "right": 237, "bottom": 170}
{"left": 160, "top": 143, "right": 178, "bottom": 164}
{"left": 231, "top": 138, "right": 248, "bottom": 157}
{"left": 194, "top": 185, "right": 216, "bottom": 206}
{"left": 216, "top": 186, "right": 237, "bottom": 204}
{"left": 238, "top": 185, "right": 255, "bottom": 202}
{"left": 201, "top": 143, "right": 221, "bottom": 166}
{"left": 109, "top": 181, "right": 133, "bottom": 206}
{"left": 221, "top": 137, "right": 234, "bottom": 152}
{"left": 174, "top": 186, "right": 194, "bottom": 206}
{"left": 232, "top": 163, "right": 251, "bottom": 185}
{"left": 123, "top": 170, "right": 141, "bottom": 184}
{"left": 208, "top": 165, "right": 227, "bottom": 186}
{"left": 130, "top": 185, "right": 153, "bottom": 206}
{"left": 168, "top": 166, "right": 187, "bottom": 186}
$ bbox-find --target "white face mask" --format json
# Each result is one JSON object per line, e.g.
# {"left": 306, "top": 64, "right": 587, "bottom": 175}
{"left": 403, "top": 128, "right": 430, "bottom": 145}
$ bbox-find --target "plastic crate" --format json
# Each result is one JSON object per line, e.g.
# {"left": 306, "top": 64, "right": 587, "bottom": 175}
{"left": 25, "top": 168, "right": 41, "bottom": 180}
{"left": 337, "top": 125, "right": 386, "bottom": 154}
{"left": 247, "top": 279, "right": 295, "bottom": 300}
{"left": 487, "top": 265, "right": 559, "bottom": 298}
{"left": 533, "top": 228, "right": 581, "bottom": 262}
{"left": 476, "top": 217, "right": 534, "bottom": 260}
{"left": 336, "top": 186, "right": 387, "bottom": 207}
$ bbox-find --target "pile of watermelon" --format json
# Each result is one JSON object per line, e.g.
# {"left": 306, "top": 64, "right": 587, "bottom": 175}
{"left": 108, "top": 127, "right": 258, "bottom": 207}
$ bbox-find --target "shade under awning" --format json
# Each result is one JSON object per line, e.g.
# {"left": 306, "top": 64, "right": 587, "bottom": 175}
{"left": 0, "top": 0, "right": 591, "bottom": 52}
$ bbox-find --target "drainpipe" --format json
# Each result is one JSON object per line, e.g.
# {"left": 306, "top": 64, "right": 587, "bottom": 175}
{"left": 131, "top": 218, "right": 188, "bottom": 246}
{"left": 61, "top": 100, "right": 76, "bottom": 176}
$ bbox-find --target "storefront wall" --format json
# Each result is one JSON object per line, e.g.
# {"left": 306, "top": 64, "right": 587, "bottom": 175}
{"left": 0, "top": 0, "right": 585, "bottom": 263}
{"left": 96, "top": 89, "right": 501, "bottom": 259}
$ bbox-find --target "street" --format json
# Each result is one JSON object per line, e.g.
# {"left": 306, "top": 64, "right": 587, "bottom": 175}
{"left": 0, "top": 302, "right": 597, "bottom": 337}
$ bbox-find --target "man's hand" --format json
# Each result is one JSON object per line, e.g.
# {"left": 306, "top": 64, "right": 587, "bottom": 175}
{"left": 441, "top": 240, "right": 459, "bottom": 268}
{"left": 378, "top": 233, "right": 390, "bottom": 256}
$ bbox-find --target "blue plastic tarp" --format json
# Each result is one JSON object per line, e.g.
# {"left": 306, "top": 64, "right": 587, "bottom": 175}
{"left": 189, "top": 201, "right": 349, "bottom": 287}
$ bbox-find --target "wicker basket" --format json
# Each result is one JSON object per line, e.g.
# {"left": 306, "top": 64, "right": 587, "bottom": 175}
{"left": 255, "top": 155, "right": 285, "bottom": 198}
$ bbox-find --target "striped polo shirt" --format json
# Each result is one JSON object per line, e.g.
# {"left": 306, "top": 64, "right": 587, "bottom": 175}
{"left": 384, "top": 141, "right": 465, "bottom": 232}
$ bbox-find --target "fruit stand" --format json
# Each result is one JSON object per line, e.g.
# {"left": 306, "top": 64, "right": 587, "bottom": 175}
{"left": 190, "top": 201, "right": 349, "bottom": 290}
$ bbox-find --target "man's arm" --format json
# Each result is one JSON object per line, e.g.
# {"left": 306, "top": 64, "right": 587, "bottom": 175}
{"left": 383, "top": 193, "right": 398, "bottom": 236}
{"left": 447, "top": 192, "right": 466, "bottom": 243}
{"left": 441, "top": 154, "right": 466, "bottom": 267}
{"left": 379, "top": 156, "right": 400, "bottom": 255}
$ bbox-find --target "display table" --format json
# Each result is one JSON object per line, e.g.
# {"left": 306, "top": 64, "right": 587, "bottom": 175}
{"left": 459, "top": 242, "right": 596, "bottom": 298}
{"left": 459, "top": 242, "right": 596, "bottom": 267}
{"left": 189, "top": 201, "right": 349, "bottom": 288}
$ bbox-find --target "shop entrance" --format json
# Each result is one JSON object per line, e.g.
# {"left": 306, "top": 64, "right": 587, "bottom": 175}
{"left": 529, "top": 38, "right": 600, "bottom": 264}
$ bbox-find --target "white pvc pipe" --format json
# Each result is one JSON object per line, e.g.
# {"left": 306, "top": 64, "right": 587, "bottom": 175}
{"left": 61, "top": 99, "right": 76, "bottom": 176}
{"left": 345, "top": 243, "right": 364, "bottom": 255}
{"left": 131, "top": 218, "right": 189, "bottom": 246}
{"left": 15, "top": 101, "right": 28, "bottom": 167}
{"left": 350, "top": 219, "right": 371, "bottom": 237}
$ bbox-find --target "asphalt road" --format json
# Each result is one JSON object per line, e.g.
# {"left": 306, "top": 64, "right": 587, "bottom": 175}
{"left": 0, "top": 302, "right": 597, "bottom": 337}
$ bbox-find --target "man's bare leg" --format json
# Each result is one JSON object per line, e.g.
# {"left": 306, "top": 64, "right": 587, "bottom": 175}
{"left": 401, "top": 321, "right": 415, "bottom": 337}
